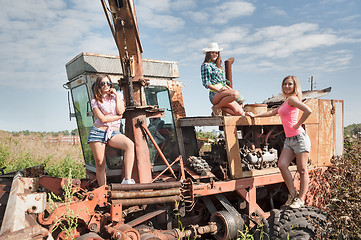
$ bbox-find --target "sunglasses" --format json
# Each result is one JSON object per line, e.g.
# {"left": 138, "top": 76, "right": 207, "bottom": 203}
{"left": 100, "top": 81, "right": 112, "bottom": 87}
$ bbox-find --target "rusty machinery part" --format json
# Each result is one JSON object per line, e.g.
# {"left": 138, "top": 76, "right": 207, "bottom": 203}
{"left": 110, "top": 181, "right": 193, "bottom": 207}
{"left": 186, "top": 156, "right": 212, "bottom": 176}
{"left": 76, "top": 232, "right": 104, "bottom": 240}
{"left": 268, "top": 206, "right": 328, "bottom": 239}
{"left": 111, "top": 181, "right": 182, "bottom": 191}
{"left": 201, "top": 137, "right": 278, "bottom": 179}
{"left": 210, "top": 211, "right": 244, "bottom": 240}
{"left": 112, "top": 195, "right": 182, "bottom": 207}
{"left": 38, "top": 186, "right": 109, "bottom": 226}
{"left": 138, "top": 228, "right": 185, "bottom": 240}
{"left": 39, "top": 175, "right": 83, "bottom": 196}
{"left": 111, "top": 188, "right": 181, "bottom": 199}
{"left": 0, "top": 224, "right": 50, "bottom": 240}
{"left": 105, "top": 224, "right": 141, "bottom": 240}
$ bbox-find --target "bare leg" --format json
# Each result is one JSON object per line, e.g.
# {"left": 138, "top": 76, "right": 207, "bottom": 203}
{"left": 108, "top": 134, "right": 135, "bottom": 180}
{"left": 212, "top": 89, "right": 239, "bottom": 108}
{"left": 212, "top": 89, "right": 245, "bottom": 115}
{"left": 278, "top": 148, "right": 297, "bottom": 196}
{"left": 89, "top": 142, "right": 107, "bottom": 186}
{"left": 221, "top": 102, "right": 245, "bottom": 115}
{"left": 295, "top": 152, "right": 309, "bottom": 201}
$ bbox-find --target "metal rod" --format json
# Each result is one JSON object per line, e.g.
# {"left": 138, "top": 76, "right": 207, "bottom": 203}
{"left": 152, "top": 156, "right": 181, "bottom": 182}
{"left": 111, "top": 188, "right": 181, "bottom": 199}
{"left": 112, "top": 195, "right": 182, "bottom": 206}
{"left": 225, "top": 57, "right": 234, "bottom": 88}
{"left": 126, "top": 209, "right": 166, "bottom": 227}
{"left": 140, "top": 122, "right": 176, "bottom": 178}
{"left": 111, "top": 181, "right": 182, "bottom": 191}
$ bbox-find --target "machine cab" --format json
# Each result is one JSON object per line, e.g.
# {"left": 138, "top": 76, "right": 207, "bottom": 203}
{"left": 65, "top": 52, "right": 184, "bottom": 181}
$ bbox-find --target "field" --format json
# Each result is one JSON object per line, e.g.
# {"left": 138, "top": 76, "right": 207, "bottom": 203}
{"left": 0, "top": 130, "right": 85, "bottom": 178}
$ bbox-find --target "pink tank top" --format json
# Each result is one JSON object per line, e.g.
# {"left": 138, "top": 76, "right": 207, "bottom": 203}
{"left": 278, "top": 100, "right": 304, "bottom": 137}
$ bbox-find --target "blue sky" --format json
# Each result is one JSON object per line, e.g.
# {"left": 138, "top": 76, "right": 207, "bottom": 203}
{"left": 0, "top": 0, "right": 360, "bottom": 132}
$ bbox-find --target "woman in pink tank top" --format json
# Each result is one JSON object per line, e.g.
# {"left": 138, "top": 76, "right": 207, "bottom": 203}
{"left": 249, "top": 76, "right": 312, "bottom": 209}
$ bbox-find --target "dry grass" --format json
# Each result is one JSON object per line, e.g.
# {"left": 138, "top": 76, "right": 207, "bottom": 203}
{"left": 0, "top": 130, "right": 84, "bottom": 177}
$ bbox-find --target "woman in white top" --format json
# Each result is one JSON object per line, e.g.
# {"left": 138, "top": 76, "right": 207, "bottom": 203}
{"left": 87, "top": 75, "right": 135, "bottom": 185}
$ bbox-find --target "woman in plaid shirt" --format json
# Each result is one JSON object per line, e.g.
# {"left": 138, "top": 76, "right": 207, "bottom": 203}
{"left": 201, "top": 43, "right": 246, "bottom": 116}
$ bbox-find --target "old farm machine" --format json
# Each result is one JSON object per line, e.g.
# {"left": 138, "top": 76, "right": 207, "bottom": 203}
{"left": 0, "top": 0, "right": 344, "bottom": 239}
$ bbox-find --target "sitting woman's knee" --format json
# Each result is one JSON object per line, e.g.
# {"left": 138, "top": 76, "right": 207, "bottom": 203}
{"left": 124, "top": 138, "right": 134, "bottom": 151}
{"left": 231, "top": 90, "right": 240, "bottom": 101}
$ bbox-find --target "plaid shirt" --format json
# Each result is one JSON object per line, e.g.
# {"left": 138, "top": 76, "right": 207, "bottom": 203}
{"left": 201, "top": 62, "right": 228, "bottom": 89}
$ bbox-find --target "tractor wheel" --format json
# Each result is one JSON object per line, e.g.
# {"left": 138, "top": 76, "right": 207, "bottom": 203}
{"left": 268, "top": 206, "right": 327, "bottom": 240}
{"left": 76, "top": 232, "right": 104, "bottom": 240}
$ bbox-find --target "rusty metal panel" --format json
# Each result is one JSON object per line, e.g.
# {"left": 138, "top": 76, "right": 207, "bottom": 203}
{"left": 223, "top": 118, "right": 243, "bottom": 179}
{"left": 66, "top": 52, "right": 179, "bottom": 81}
{"left": 0, "top": 175, "right": 46, "bottom": 235}
{"left": 306, "top": 124, "right": 319, "bottom": 166}
{"left": 304, "top": 98, "right": 319, "bottom": 124}
{"left": 318, "top": 100, "right": 334, "bottom": 166}
{"left": 142, "top": 59, "right": 180, "bottom": 78}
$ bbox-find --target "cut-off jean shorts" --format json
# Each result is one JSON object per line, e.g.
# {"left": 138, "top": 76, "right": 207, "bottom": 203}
{"left": 283, "top": 131, "right": 311, "bottom": 154}
{"left": 87, "top": 126, "right": 120, "bottom": 144}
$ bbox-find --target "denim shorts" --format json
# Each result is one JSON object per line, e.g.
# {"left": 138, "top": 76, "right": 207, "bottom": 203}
{"left": 87, "top": 126, "right": 120, "bottom": 144}
{"left": 209, "top": 91, "right": 217, "bottom": 103}
{"left": 283, "top": 132, "right": 311, "bottom": 154}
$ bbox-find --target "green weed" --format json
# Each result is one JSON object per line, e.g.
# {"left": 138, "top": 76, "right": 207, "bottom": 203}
{"left": 46, "top": 155, "right": 85, "bottom": 179}
{"left": 0, "top": 141, "right": 10, "bottom": 167}
{"left": 48, "top": 170, "right": 80, "bottom": 239}
{"left": 237, "top": 224, "right": 268, "bottom": 240}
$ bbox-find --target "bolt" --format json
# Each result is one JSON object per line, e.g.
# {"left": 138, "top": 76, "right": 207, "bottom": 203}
{"left": 88, "top": 193, "right": 94, "bottom": 200}
{"left": 89, "top": 223, "right": 98, "bottom": 232}
{"left": 113, "top": 231, "right": 122, "bottom": 240}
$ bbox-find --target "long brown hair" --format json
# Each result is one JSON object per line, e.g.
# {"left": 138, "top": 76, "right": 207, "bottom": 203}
{"left": 282, "top": 75, "right": 302, "bottom": 100}
{"left": 93, "top": 74, "right": 112, "bottom": 103}
{"left": 203, "top": 52, "right": 223, "bottom": 69}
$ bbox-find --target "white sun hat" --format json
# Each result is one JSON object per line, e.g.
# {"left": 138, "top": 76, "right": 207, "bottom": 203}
{"left": 202, "top": 42, "right": 223, "bottom": 54}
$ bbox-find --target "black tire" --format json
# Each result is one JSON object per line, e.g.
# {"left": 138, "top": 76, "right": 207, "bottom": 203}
{"left": 268, "top": 206, "right": 327, "bottom": 240}
{"left": 76, "top": 232, "right": 104, "bottom": 240}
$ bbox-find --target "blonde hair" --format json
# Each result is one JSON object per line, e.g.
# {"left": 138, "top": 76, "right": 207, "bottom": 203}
{"left": 282, "top": 75, "right": 302, "bottom": 100}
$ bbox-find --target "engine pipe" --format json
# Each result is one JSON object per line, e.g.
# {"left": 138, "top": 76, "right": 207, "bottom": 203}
{"left": 112, "top": 195, "right": 182, "bottom": 206}
{"left": 111, "top": 181, "right": 182, "bottom": 191}
{"left": 111, "top": 188, "right": 181, "bottom": 199}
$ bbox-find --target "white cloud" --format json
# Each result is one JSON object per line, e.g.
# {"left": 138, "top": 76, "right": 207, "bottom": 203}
{"left": 137, "top": 0, "right": 170, "bottom": 13}
{"left": 0, "top": 0, "right": 112, "bottom": 89}
{"left": 234, "top": 23, "right": 344, "bottom": 58}
{"left": 211, "top": 1, "right": 255, "bottom": 24}
{"left": 213, "top": 26, "right": 249, "bottom": 44}
{"left": 267, "top": 6, "right": 287, "bottom": 17}
{"left": 171, "top": 0, "right": 197, "bottom": 11}
{"left": 136, "top": 2, "right": 185, "bottom": 32}
{"left": 184, "top": 11, "right": 209, "bottom": 23}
